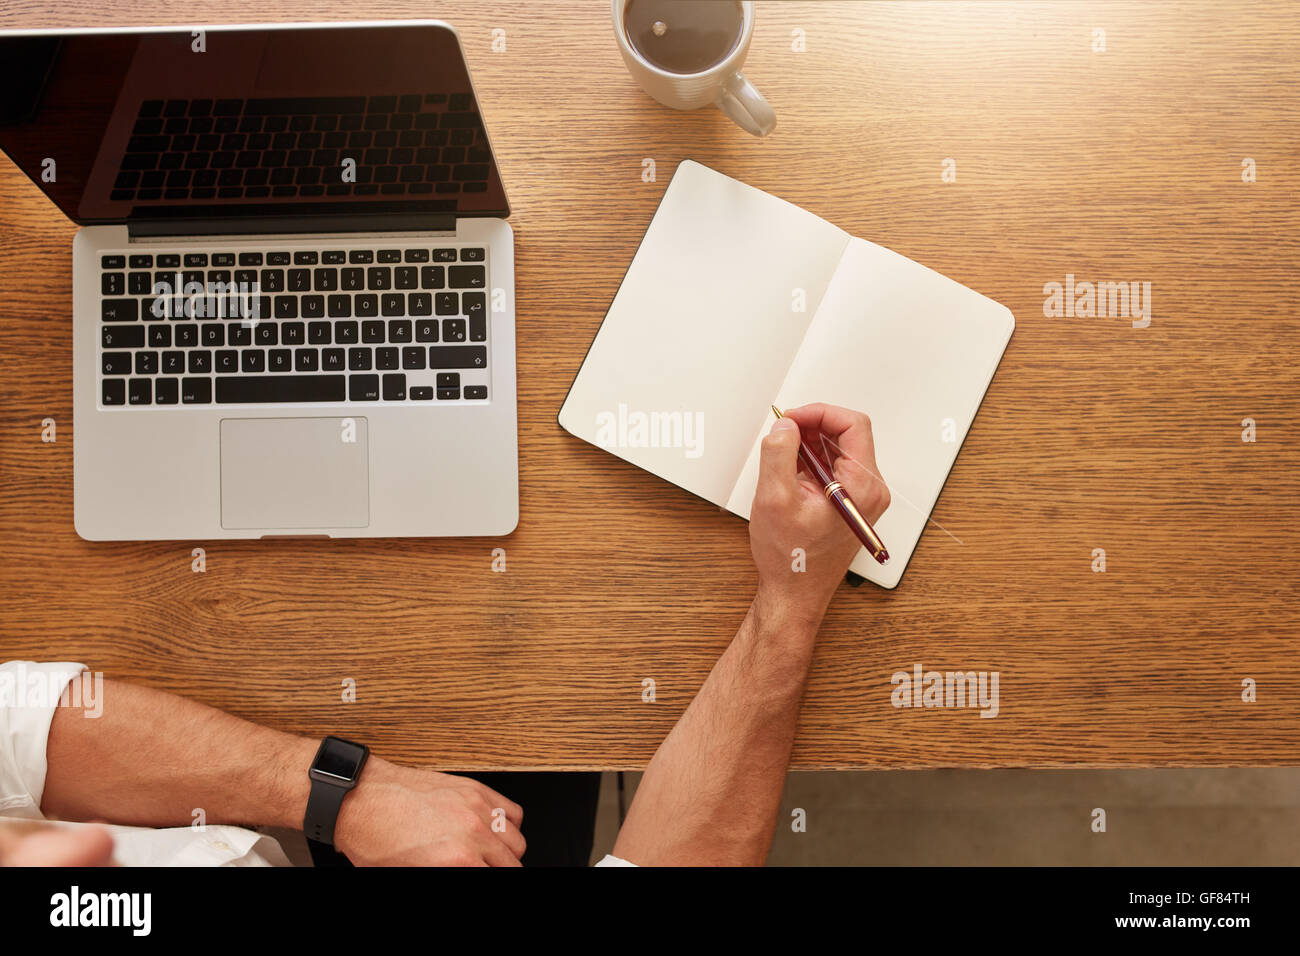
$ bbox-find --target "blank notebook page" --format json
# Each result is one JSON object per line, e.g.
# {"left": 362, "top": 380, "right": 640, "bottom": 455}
{"left": 558, "top": 160, "right": 849, "bottom": 506}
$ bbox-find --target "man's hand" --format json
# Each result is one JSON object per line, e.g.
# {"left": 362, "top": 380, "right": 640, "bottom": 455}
{"left": 749, "top": 403, "right": 890, "bottom": 624}
{"left": 333, "top": 758, "right": 526, "bottom": 866}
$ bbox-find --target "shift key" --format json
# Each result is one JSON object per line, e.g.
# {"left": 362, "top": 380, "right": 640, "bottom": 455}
{"left": 427, "top": 345, "right": 486, "bottom": 369}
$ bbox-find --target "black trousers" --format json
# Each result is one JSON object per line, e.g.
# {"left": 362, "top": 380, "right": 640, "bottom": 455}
{"left": 463, "top": 771, "right": 603, "bottom": 867}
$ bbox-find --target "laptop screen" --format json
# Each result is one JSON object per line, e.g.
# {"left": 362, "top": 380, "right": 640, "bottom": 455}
{"left": 0, "top": 23, "right": 509, "bottom": 227}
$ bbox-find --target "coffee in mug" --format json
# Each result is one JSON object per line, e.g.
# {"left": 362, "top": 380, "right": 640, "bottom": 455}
{"left": 611, "top": 0, "right": 776, "bottom": 137}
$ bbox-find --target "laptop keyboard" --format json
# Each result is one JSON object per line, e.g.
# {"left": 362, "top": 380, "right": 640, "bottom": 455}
{"left": 98, "top": 245, "right": 490, "bottom": 407}
{"left": 113, "top": 94, "right": 490, "bottom": 203}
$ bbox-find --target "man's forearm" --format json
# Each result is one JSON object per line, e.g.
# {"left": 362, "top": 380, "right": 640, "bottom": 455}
{"left": 612, "top": 590, "right": 822, "bottom": 865}
{"left": 42, "top": 677, "right": 317, "bottom": 831}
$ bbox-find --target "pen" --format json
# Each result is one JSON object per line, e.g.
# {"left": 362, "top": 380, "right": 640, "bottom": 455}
{"left": 771, "top": 406, "right": 890, "bottom": 565}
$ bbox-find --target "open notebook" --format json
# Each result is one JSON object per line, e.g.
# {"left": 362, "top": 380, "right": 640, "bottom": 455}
{"left": 558, "top": 160, "right": 1014, "bottom": 588}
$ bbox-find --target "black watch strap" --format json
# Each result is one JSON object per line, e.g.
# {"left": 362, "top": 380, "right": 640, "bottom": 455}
{"left": 304, "top": 778, "right": 352, "bottom": 867}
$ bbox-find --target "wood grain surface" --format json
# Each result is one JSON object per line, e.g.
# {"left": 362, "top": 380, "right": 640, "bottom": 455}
{"left": 1, "top": 1, "right": 1297, "bottom": 770}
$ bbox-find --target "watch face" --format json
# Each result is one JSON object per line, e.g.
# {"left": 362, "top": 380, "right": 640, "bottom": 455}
{"left": 314, "top": 738, "right": 367, "bottom": 781}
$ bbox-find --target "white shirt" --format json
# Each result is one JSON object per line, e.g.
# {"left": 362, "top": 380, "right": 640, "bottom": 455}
{"left": 0, "top": 660, "right": 288, "bottom": 866}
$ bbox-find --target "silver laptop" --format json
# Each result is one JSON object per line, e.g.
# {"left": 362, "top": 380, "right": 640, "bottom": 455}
{"left": 0, "top": 21, "right": 518, "bottom": 539}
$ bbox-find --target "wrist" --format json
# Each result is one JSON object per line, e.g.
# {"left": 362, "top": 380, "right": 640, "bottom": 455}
{"left": 752, "top": 584, "right": 828, "bottom": 643}
{"left": 331, "top": 755, "right": 397, "bottom": 858}
{"left": 754, "top": 580, "right": 832, "bottom": 639}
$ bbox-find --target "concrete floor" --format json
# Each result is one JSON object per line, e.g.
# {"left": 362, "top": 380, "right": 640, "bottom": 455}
{"left": 590, "top": 768, "right": 1300, "bottom": 865}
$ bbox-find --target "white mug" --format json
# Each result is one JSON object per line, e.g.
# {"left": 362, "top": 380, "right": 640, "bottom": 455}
{"left": 611, "top": 0, "right": 776, "bottom": 137}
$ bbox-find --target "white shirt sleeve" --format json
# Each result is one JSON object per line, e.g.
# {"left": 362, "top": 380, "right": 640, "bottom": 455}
{"left": 595, "top": 853, "right": 638, "bottom": 866}
{"left": 0, "top": 661, "right": 87, "bottom": 818}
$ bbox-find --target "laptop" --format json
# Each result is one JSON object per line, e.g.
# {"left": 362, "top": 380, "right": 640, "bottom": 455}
{"left": 0, "top": 21, "right": 518, "bottom": 540}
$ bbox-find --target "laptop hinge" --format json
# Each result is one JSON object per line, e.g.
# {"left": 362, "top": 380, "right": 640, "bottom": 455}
{"left": 127, "top": 212, "right": 460, "bottom": 239}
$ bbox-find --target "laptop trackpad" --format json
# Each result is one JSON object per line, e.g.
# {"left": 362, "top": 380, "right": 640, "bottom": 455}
{"left": 220, "top": 417, "right": 369, "bottom": 530}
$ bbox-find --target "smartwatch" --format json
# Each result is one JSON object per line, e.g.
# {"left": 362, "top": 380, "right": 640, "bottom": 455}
{"left": 304, "top": 735, "right": 369, "bottom": 867}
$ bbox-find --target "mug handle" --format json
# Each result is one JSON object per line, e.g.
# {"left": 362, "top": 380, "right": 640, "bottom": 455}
{"left": 716, "top": 71, "right": 776, "bottom": 137}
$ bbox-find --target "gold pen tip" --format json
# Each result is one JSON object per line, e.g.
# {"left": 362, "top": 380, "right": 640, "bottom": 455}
{"left": 771, "top": 405, "right": 784, "bottom": 419}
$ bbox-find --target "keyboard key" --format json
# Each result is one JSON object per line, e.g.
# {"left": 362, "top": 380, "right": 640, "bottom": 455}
{"left": 460, "top": 247, "right": 485, "bottom": 262}
{"left": 241, "top": 349, "right": 266, "bottom": 372}
{"left": 328, "top": 294, "right": 352, "bottom": 317}
{"left": 128, "top": 378, "right": 152, "bottom": 404}
{"left": 302, "top": 296, "right": 325, "bottom": 318}
{"left": 201, "top": 323, "right": 224, "bottom": 346}
{"left": 135, "top": 352, "right": 158, "bottom": 376}
{"left": 361, "top": 320, "right": 385, "bottom": 343}
{"left": 129, "top": 272, "right": 152, "bottom": 295}
{"left": 260, "top": 269, "right": 285, "bottom": 293}
{"left": 282, "top": 322, "right": 306, "bottom": 345}
{"left": 294, "top": 251, "right": 319, "bottom": 265}
{"left": 432, "top": 248, "right": 456, "bottom": 262}
{"left": 228, "top": 325, "right": 252, "bottom": 347}
{"left": 349, "top": 374, "right": 380, "bottom": 401}
{"left": 155, "top": 377, "right": 179, "bottom": 404}
{"left": 348, "top": 347, "right": 372, "bottom": 371}
{"left": 181, "top": 377, "right": 212, "bottom": 404}
{"left": 428, "top": 346, "right": 487, "bottom": 369}
{"left": 266, "top": 251, "right": 291, "bottom": 266}
{"left": 376, "top": 347, "right": 399, "bottom": 370}
{"left": 211, "top": 253, "right": 236, "bottom": 267}
{"left": 405, "top": 249, "right": 430, "bottom": 263}
{"left": 238, "top": 252, "right": 263, "bottom": 266}
{"left": 216, "top": 375, "right": 346, "bottom": 403}
{"left": 436, "top": 373, "right": 460, "bottom": 389}
{"left": 102, "top": 298, "right": 139, "bottom": 322}
{"left": 355, "top": 294, "right": 379, "bottom": 317}
{"left": 382, "top": 373, "right": 406, "bottom": 401}
{"left": 322, "top": 250, "right": 346, "bottom": 264}
{"left": 147, "top": 324, "right": 171, "bottom": 347}
{"left": 415, "top": 319, "right": 439, "bottom": 342}
{"left": 162, "top": 351, "right": 185, "bottom": 374}
{"left": 255, "top": 323, "right": 278, "bottom": 346}
{"left": 464, "top": 385, "right": 488, "bottom": 400}
{"left": 394, "top": 266, "right": 418, "bottom": 289}
{"left": 102, "top": 378, "right": 126, "bottom": 405}
{"left": 128, "top": 254, "right": 153, "bottom": 268}
{"left": 449, "top": 265, "right": 485, "bottom": 288}
{"left": 388, "top": 320, "right": 412, "bottom": 342}
{"left": 368, "top": 267, "right": 392, "bottom": 290}
{"left": 101, "top": 255, "right": 126, "bottom": 269}
{"left": 378, "top": 249, "right": 401, "bottom": 263}
{"left": 215, "top": 350, "right": 239, "bottom": 373}
{"left": 437, "top": 387, "right": 459, "bottom": 400}
{"left": 381, "top": 293, "right": 405, "bottom": 316}
{"left": 288, "top": 269, "right": 311, "bottom": 292}
{"left": 335, "top": 321, "right": 359, "bottom": 344}
{"left": 409, "top": 292, "right": 432, "bottom": 316}
{"left": 420, "top": 266, "right": 445, "bottom": 289}
{"left": 188, "top": 350, "right": 212, "bottom": 373}
{"left": 295, "top": 348, "right": 319, "bottom": 372}
{"left": 314, "top": 267, "right": 339, "bottom": 291}
{"left": 341, "top": 268, "right": 365, "bottom": 292}
{"left": 442, "top": 318, "right": 466, "bottom": 342}
{"left": 102, "top": 326, "right": 144, "bottom": 349}
{"left": 349, "top": 249, "right": 374, "bottom": 264}
{"left": 410, "top": 386, "right": 433, "bottom": 401}
{"left": 435, "top": 293, "right": 458, "bottom": 315}
{"left": 184, "top": 252, "right": 209, "bottom": 267}
{"left": 156, "top": 254, "right": 181, "bottom": 268}
{"left": 269, "top": 348, "right": 292, "bottom": 372}
{"left": 402, "top": 346, "right": 426, "bottom": 369}
{"left": 175, "top": 324, "right": 199, "bottom": 348}
{"left": 103, "top": 352, "right": 133, "bottom": 375}
{"left": 322, "top": 348, "right": 345, "bottom": 370}
{"left": 308, "top": 322, "right": 331, "bottom": 344}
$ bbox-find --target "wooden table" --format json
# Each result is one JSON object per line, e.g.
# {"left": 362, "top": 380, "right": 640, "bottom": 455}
{"left": 2, "top": 1, "right": 1296, "bottom": 770}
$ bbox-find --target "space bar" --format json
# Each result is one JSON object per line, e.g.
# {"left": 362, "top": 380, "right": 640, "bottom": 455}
{"left": 215, "top": 375, "right": 346, "bottom": 403}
